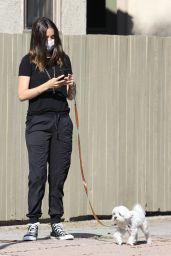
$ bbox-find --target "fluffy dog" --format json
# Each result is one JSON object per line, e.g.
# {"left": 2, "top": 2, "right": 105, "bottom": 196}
{"left": 112, "top": 204, "right": 151, "bottom": 245}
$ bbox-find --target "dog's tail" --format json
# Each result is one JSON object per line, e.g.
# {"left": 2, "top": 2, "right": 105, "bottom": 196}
{"left": 132, "top": 204, "right": 146, "bottom": 217}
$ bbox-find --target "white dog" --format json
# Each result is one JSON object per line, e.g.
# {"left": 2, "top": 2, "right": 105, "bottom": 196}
{"left": 112, "top": 204, "right": 151, "bottom": 245}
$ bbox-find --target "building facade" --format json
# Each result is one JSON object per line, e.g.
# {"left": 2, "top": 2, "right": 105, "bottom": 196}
{"left": 1, "top": 0, "right": 171, "bottom": 36}
{"left": 0, "top": 0, "right": 86, "bottom": 34}
{"left": 117, "top": 0, "right": 171, "bottom": 36}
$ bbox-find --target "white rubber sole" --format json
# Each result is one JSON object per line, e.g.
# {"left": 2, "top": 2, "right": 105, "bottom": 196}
{"left": 50, "top": 235, "right": 74, "bottom": 240}
{"left": 23, "top": 236, "right": 37, "bottom": 241}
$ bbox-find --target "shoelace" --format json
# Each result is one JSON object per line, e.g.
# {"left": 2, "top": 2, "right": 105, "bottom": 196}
{"left": 28, "top": 224, "right": 38, "bottom": 234}
{"left": 53, "top": 224, "right": 67, "bottom": 236}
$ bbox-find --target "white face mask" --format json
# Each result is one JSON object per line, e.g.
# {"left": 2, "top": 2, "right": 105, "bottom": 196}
{"left": 47, "top": 39, "right": 55, "bottom": 51}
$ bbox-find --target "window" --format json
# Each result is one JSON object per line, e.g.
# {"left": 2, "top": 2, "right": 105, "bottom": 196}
{"left": 25, "top": 0, "right": 53, "bottom": 29}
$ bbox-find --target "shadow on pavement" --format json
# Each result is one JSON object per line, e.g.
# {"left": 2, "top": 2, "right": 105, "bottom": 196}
{"left": 119, "top": 240, "right": 148, "bottom": 246}
{"left": 0, "top": 233, "right": 101, "bottom": 250}
{"left": 0, "top": 236, "right": 50, "bottom": 250}
{"left": 71, "top": 233, "right": 101, "bottom": 239}
{"left": 0, "top": 240, "right": 24, "bottom": 250}
{"left": 136, "top": 240, "right": 148, "bottom": 245}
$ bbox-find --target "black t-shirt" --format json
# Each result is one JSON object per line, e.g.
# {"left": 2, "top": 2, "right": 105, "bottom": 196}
{"left": 18, "top": 54, "right": 72, "bottom": 115}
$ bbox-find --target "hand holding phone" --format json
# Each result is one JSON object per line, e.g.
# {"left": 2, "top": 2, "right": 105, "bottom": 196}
{"left": 58, "top": 74, "right": 65, "bottom": 81}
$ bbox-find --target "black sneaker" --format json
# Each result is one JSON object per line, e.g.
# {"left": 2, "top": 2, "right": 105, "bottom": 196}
{"left": 23, "top": 222, "right": 39, "bottom": 241}
{"left": 50, "top": 223, "right": 74, "bottom": 240}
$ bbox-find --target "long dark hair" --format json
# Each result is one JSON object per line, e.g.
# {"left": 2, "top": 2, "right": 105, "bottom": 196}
{"left": 29, "top": 17, "right": 65, "bottom": 70}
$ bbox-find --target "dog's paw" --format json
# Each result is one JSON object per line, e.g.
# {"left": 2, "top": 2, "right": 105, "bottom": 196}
{"left": 127, "top": 241, "right": 135, "bottom": 246}
{"left": 113, "top": 233, "right": 123, "bottom": 245}
{"left": 127, "top": 238, "right": 136, "bottom": 246}
{"left": 147, "top": 237, "right": 152, "bottom": 245}
{"left": 113, "top": 237, "right": 123, "bottom": 245}
{"left": 115, "top": 241, "right": 123, "bottom": 245}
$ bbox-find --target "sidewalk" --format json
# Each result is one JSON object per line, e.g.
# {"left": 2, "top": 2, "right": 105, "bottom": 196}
{"left": 0, "top": 216, "right": 171, "bottom": 256}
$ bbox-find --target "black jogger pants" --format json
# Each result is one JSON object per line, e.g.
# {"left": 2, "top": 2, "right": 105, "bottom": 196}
{"left": 25, "top": 111, "right": 73, "bottom": 224}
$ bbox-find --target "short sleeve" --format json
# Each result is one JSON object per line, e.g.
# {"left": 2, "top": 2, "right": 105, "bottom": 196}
{"left": 18, "top": 54, "right": 32, "bottom": 76}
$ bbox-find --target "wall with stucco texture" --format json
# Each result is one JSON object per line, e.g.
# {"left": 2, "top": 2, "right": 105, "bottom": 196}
{"left": 117, "top": 0, "right": 171, "bottom": 36}
{"left": 61, "top": 0, "right": 86, "bottom": 35}
{"left": 0, "top": 0, "right": 23, "bottom": 34}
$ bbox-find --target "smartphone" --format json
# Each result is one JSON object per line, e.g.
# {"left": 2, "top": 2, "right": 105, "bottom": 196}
{"left": 58, "top": 74, "right": 65, "bottom": 81}
{"left": 57, "top": 68, "right": 71, "bottom": 82}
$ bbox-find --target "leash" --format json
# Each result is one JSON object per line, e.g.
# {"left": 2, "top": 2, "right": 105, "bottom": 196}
{"left": 73, "top": 97, "right": 113, "bottom": 228}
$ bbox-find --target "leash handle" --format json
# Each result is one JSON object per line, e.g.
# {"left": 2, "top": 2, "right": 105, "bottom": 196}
{"left": 74, "top": 98, "right": 112, "bottom": 227}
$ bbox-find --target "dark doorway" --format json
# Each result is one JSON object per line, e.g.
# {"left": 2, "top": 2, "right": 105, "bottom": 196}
{"left": 87, "top": 0, "right": 106, "bottom": 34}
{"left": 86, "top": 0, "right": 133, "bottom": 35}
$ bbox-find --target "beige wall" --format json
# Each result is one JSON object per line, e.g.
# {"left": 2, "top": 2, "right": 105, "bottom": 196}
{"left": 0, "top": 0, "right": 23, "bottom": 34}
{"left": 0, "top": 34, "right": 171, "bottom": 222}
{"left": 61, "top": 0, "right": 86, "bottom": 35}
{"left": 117, "top": 0, "right": 171, "bottom": 36}
{"left": 1, "top": 0, "right": 171, "bottom": 36}
{"left": 0, "top": 0, "right": 86, "bottom": 35}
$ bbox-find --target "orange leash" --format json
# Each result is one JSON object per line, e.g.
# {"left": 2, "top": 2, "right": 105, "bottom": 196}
{"left": 74, "top": 98, "right": 113, "bottom": 227}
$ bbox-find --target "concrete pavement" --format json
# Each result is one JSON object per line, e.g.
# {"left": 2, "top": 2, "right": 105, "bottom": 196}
{"left": 0, "top": 216, "right": 171, "bottom": 256}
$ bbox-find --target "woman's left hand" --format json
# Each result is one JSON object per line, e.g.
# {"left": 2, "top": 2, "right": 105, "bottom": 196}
{"left": 64, "top": 74, "right": 75, "bottom": 88}
{"left": 65, "top": 74, "right": 76, "bottom": 100}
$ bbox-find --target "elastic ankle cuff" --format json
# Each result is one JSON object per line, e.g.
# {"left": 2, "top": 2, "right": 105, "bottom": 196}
{"left": 29, "top": 218, "right": 39, "bottom": 224}
{"left": 51, "top": 218, "right": 61, "bottom": 225}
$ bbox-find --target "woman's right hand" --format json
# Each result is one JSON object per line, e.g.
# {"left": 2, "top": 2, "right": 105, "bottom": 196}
{"left": 46, "top": 75, "right": 66, "bottom": 90}
{"left": 18, "top": 74, "right": 66, "bottom": 101}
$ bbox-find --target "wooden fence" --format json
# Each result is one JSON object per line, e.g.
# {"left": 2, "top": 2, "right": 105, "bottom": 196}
{"left": 0, "top": 33, "right": 171, "bottom": 221}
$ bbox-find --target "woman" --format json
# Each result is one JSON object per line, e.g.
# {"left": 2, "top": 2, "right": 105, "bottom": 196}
{"left": 18, "top": 17, "right": 76, "bottom": 241}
